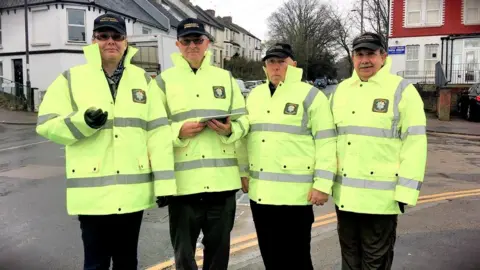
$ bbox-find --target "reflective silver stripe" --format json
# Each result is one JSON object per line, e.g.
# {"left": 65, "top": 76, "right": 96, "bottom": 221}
{"left": 100, "top": 117, "right": 168, "bottom": 131}
{"left": 62, "top": 69, "right": 78, "bottom": 111}
{"left": 301, "top": 87, "right": 319, "bottom": 133}
{"left": 175, "top": 158, "right": 238, "bottom": 171}
{"left": 314, "top": 169, "right": 335, "bottom": 180}
{"left": 314, "top": 129, "right": 337, "bottom": 139}
{"left": 171, "top": 109, "right": 229, "bottom": 122}
{"left": 231, "top": 108, "right": 247, "bottom": 115}
{"left": 155, "top": 74, "right": 166, "bottom": 94}
{"left": 147, "top": 117, "right": 169, "bottom": 131}
{"left": 144, "top": 73, "right": 152, "bottom": 84}
{"left": 401, "top": 125, "right": 426, "bottom": 140}
{"left": 229, "top": 71, "right": 234, "bottom": 113}
{"left": 398, "top": 177, "right": 422, "bottom": 190}
{"left": 237, "top": 119, "right": 246, "bottom": 136}
{"left": 64, "top": 111, "right": 86, "bottom": 139}
{"left": 250, "top": 123, "right": 311, "bottom": 135}
{"left": 335, "top": 175, "right": 396, "bottom": 190}
{"left": 239, "top": 165, "right": 249, "bottom": 173}
{"left": 250, "top": 171, "right": 313, "bottom": 183}
{"left": 37, "top": 113, "right": 60, "bottom": 126}
{"left": 152, "top": 170, "right": 175, "bottom": 180}
{"left": 391, "top": 79, "right": 409, "bottom": 137}
{"left": 337, "top": 126, "right": 399, "bottom": 138}
{"left": 67, "top": 173, "right": 152, "bottom": 188}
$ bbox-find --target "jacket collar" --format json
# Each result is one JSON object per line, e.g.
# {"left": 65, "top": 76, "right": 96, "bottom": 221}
{"left": 83, "top": 43, "right": 137, "bottom": 68}
{"left": 171, "top": 50, "right": 213, "bottom": 70}
{"left": 349, "top": 56, "right": 393, "bottom": 85}
{"left": 263, "top": 64, "right": 303, "bottom": 86}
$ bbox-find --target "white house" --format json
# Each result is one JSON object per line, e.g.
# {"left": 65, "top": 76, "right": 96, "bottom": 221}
{"left": 0, "top": 0, "right": 171, "bottom": 98}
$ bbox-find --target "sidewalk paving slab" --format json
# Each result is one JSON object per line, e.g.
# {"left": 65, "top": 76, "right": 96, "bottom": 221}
{"left": 0, "top": 108, "right": 37, "bottom": 125}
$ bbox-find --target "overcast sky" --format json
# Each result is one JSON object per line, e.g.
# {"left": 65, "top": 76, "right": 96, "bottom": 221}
{"left": 191, "top": 0, "right": 356, "bottom": 41}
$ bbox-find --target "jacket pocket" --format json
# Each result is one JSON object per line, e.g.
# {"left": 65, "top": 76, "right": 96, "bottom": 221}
{"left": 67, "top": 159, "right": 101, "bottom": 178}
{"left": 137, "top": 155, "right": 151, "bottom": 171}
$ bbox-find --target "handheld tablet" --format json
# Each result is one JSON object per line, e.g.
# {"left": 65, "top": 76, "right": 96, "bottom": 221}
{"left": 198, "top": 112, "right": 245, "bottom": 123}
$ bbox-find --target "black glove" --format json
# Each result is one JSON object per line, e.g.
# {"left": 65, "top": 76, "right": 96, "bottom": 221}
{"left": 156, "top": 196, "right": 172, "bottom": 208}
{"left": 84, "top": 108, "right": 108, "bottom": 129}
{"left": 398, "top": 201, "right": 407, "bottom": 213}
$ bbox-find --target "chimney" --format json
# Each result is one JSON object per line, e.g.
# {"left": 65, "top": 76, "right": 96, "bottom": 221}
{"left": 205, "top": 9, "right": 215, "bottom": 18}
{"left": 223, "top": 16, "right": 232, "bottom": 24}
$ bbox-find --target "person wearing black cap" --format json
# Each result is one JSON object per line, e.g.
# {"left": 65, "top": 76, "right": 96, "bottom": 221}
{"left": 36, "top": 13, "right": 176, "bottom": 270}
{"left": 326, "top": 32, "right": 427, "bottom": 270}
{"left": 153, "top": 18, "right": 249, "bottom": 270}
{"left": 237, "top": 42, "right": 337, "bottom": 270}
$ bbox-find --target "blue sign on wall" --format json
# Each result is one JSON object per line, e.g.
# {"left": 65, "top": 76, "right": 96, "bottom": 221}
{"left": 388, "top": 46, "right": 406, "bottom": 55}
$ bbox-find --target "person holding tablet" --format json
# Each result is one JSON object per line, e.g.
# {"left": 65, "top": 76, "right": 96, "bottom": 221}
{"left": 153, "top": 18, "right": 249, "bottom": 270}
{"left": 240, "top": 43, "right": 337, "bottom": 269}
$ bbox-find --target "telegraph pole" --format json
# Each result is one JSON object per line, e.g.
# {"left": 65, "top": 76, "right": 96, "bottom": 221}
{"left": 360, "top": 0, "right": 364, "bottom": 33}
{"left": 24, "top": 0, "right": 33, "bottom": 111}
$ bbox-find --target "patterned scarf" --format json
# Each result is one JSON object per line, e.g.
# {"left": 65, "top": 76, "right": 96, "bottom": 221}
{"left": 104, "top": 54, "right": 126, "bottom": 101}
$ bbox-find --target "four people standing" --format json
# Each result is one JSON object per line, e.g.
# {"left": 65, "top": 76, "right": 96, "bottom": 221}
{"left": 37, "top": 12, "right": 426, "bottom": 269}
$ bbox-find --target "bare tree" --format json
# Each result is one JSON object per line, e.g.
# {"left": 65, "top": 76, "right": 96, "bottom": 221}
{"left": 353, "top": 0, "right": 389, "bottom": 40}
{"left": 328, "top": 7, "right": 354, "bottom": 75}
{"left": 266, "top": 0, "right": 337, "bottom": 79}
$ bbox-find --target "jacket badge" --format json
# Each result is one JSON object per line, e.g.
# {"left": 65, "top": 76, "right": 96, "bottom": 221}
{"left": 132, "top": 89, "right": 147, "bottom": 104}
{"left": 284, "top": 103, "right": 299, "bottom": 115}
{"left": 372, "top": 98, "right": 389, "bottom": 113}
{"left": 213, "top": 86, "right": 226, "bottom": 99}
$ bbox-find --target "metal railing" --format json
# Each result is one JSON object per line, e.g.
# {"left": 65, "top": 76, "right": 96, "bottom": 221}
{"left": 396, "top": 70, "right": 436, "bottom": 85}
{"left": 0, "top": 77, "right": 28, "bottom": 110}
{"left": 444, "top": 63, "right": 480, "bottom": 85}
{"left": 397, "top": 62, "right": 480, "bottom": 86}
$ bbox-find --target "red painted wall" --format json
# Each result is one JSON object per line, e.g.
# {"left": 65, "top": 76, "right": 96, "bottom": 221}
{"left": 391, "top": 0, "right": 480, "bottom": 37}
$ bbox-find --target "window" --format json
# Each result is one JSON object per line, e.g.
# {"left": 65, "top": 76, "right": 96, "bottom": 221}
{"left": 405, "top": 0, "right": 442, "bottom": 26}
{"left": 142, "top": 27, "right": 152, "bottom": 35}
{"left": 424, "top": 44, "right": 439, "bottom": 71}
{"left": 213, "top": 49, "right": 217, "bottom": 63}
{"left": 67, "top": 9, "right": 86, "bottom": 42}
{"left": 0, "top": 15, "right": 2, "bottom": 45}
{"left": 0, "top": 62, "right": 3, "bottom": 88}
{"left": 226, "top": 45, "right": 229, "bottom": 57}
{"left": 464, "top": 0, "right": 480, "bottom": 24}
{"left": 406, "top": 45, "right": 420, "bottom": 75}
{"left": 212, "top": 28, "right": 217, "bottom": 40}
{"left": 225, "top": 29, "right": 229, "bottom": 39}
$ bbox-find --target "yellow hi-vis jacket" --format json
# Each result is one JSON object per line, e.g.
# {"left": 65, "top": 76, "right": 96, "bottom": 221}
{"left": 155, "top": 51, "right": 249, "bottom": 195}
{"left": 241, "top": 65, "right": 337, "bottom": 205}
{"left": 36, "top": 44, "right": 176, "bottom": 215}
{"left": 328, "top": 57, "right": 427, "bottom": 215}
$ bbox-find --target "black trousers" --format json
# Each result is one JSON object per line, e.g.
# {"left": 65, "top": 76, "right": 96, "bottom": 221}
{"left": 168, "top": 193, "right": 236, "bottom": 270}
{"left": 336, "top": 206, "right": 398, "bottom": 270}
{"left": 78, "top": 211, "right": 144, "bottom": 270}
{"left": 250, "top": 200, "right": 314, "bottom": 270}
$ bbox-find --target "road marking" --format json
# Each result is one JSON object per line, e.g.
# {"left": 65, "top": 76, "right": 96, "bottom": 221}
{"left": 146, "top": 189, "right": 480, "bottom": 270}
{"left": 0, "top": 140, "right": 49, "bottom": 153}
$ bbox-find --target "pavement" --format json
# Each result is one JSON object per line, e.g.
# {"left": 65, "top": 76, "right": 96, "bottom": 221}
{"left": 0, "top": 108, "right": 37, "bottom": 125}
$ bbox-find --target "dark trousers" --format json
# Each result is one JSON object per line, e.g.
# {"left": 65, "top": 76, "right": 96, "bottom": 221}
{"left": 250, "top": 200, "right": 314, "bottom": 270}
{"left": 336, "top": 206, "right": 398, "bottom": 270}
{"left": 78, "top": 211, "right": 144, "bottom": 270}
{"left": 168, "top": 193, "right": 236, "bottom": 270}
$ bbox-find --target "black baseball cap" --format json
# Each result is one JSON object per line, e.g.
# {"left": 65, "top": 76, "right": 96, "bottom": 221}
{"left": 177, "top": 18, "right": 213, "bottom": 41}
{"left": 352, "top": 32, "right": 385, "bottom": 51}
{"left": 93, "top": 14, "right": 126, "bottom": 35}
{"left": 262, "top": 43, "right": 295, "bottom": 61}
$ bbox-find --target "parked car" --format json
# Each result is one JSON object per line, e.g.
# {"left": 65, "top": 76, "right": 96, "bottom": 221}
{"left": 236, "top": 79, "right": 250, "bottom": 98}
{"left": 457, "top": 83, "right": 480, "bottom": 121}
{"left": 314, "top": 78, "right": 327, "bottom": 89}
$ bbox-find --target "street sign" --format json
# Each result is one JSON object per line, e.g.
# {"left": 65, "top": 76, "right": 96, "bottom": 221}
{"left": 388, "top": 46, "right": 406, "bottom": 55}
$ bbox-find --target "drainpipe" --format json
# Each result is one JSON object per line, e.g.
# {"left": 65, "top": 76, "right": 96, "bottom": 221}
{"left": 449, "top": 39, "right": 454, "bottom": 82}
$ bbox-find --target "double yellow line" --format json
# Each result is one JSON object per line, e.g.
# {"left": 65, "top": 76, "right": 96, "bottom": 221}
{"left": 147, "top": 188, "right": 480, "bottom": 270}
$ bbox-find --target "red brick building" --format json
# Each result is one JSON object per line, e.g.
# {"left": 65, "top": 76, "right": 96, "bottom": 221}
{"left": 388, "top": 0, "right": 480, "bottom": 85}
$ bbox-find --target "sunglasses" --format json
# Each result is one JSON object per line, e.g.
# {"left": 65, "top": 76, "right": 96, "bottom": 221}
{"left": 179, "top": 38, "right": 205, "bottom": 46}
{"left": 94, "top": 32, "right": 126, "bottom": 41}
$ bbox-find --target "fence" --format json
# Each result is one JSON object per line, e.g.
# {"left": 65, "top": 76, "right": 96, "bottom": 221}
{"left": 397, "top": 63, "right": 480, "bottom": 86}
{"left": 0, "top": 76, "right": 28, "bottom": 110}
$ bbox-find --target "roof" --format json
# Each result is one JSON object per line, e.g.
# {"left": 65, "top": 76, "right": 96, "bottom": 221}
{"left": 0, "top": 0, "right": 169, "bottom": 31}
{"left": 193, "top": 5, "right": 224, "bottom": 30}
{"left": 161, "top": 0, "right": 190, "bottom": 19}
{"left": 230, "top": 23, "right": 260, "bottom": 40}
{"left": 147, "top": 0, "right": 179, "bottom": 28}
{"left": 216, "top": 17, "right": 240, "bottom": 33}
